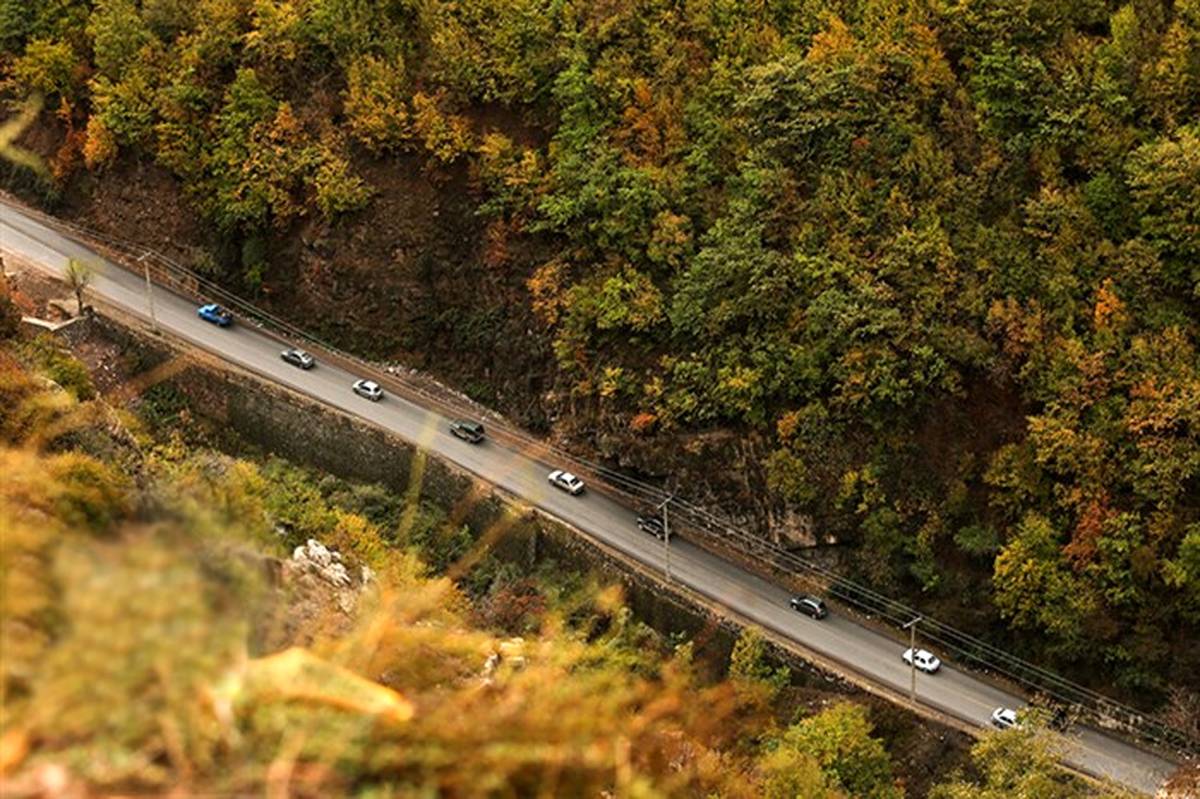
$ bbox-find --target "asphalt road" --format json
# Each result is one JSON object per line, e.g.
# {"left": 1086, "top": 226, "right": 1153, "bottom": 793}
{"left": 0, "top": 201, "right": 1181, "bottom": 795}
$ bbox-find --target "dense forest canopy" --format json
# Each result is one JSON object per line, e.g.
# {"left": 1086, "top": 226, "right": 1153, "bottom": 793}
{"left": 3, "top": 0, "right": 1200, "bottom": 703}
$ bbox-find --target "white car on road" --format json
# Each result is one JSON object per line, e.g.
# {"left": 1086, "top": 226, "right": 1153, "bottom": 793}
{"left": 902, "top": 647, "right": 941, "bottom": 673}
{"left": 991, "top": 707, "right": 1020, "bottom": 729}
{"left": 548, "top": 469, "right": 585, "bottom": 495}
{"left": 352, "top": 379, "right": 384, "bottom": 402}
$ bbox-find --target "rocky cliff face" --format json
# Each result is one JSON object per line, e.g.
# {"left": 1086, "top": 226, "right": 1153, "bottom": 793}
{"left": 284, "top": 538, "right": 375, "bottom": 628}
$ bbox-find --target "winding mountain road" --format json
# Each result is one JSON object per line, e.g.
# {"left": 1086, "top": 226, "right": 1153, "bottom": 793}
{"left": 0, "top": 199, "right": 1183, "bottom": 795}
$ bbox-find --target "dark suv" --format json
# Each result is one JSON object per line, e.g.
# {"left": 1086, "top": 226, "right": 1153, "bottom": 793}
{"left": 789, "top": 595, "right": 828, "bottom": 620}
{"left": 449, "top": 419, "right": 486, "bottom": 443}
{"left": 636, "top": 515, "right": 671, "bottom": 540}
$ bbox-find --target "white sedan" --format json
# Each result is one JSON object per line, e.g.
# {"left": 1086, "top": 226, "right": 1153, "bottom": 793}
{"left": 352, "top": 379, "right": 384, "bottom": 402}
{"left": 902, "top": 647, "right": 941, "bottom": 673}
{"left": 548, "top": 469, "right": 585, "bottom": 495}
{"left": 991, "top": 707, "right": 1020, "bottom": 729}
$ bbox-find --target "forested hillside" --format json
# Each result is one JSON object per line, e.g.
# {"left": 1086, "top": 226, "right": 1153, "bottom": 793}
{"left": 3, "top": 0, "right": 1200, "bottom": 706}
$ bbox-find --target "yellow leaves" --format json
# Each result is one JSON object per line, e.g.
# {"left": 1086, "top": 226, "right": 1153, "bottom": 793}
{"left": 82, "top": 114, "right": 117, "bottom": 169}
{"left": 904, "top": 23, "right": 956, "bottom": 101}
{"left": 475, "top": 131, "right": 543, "bottom": 220}
{"left": 245, "top": 0, "right": 304, "bottom": 64}
{"left": 718, "top": 365, "right": 759, "bottom": 394}
{"left": 598, "top": 365, "right": 625, "bottom": 399}
{"left": 562, "top": 266, "right": 665, "bottom": 336}
{"left": 327, "top": 509, "right": 386, "bottom": 569}
{"left": 614, "top": 77, "right": 685, "bottom": 170}
{"left": 1092, "top": 279, "right": 1127, "bottom": 332}
{"left": 11, "top": 41, "right": 79, "bottom": 101}
{"left": 344, "top": 54, "right": 410, "bottom": 154}
{"left": 0, "top": 448, "right": 131, "bottom": 535}
{"left": 986, "top": 297, "right": 1047, "bottom": 362}
{"left": 647, "top": 210, "right": 691, "bottom": 268}
{"left": 410, "top": 91, "right": 474, "bottom": 165}
{"left": 264, "top": 102, "right": 303, "bottom": 155}
{"left": 476, "top": 130, "right": 514, "bottom": 169}
{"left": 642, "top": 374, "right": 664, "bottom": 402}
{"left": 234, "top": 647, "right": 415, "bottom": 724}
{"left": 527, "top": 258, "right": 567, "bottom": 326}
{"left": 311, "top": 145, "right": 372, "bottom": 218}
{"left": 806, "top": 15, "right": 859, "bottom": 66}
{"left": 776, "top": 409, "right": 802, "bottom": 443}
{"left": 1143, "top": 12, "right": 1200, "bottom": 126}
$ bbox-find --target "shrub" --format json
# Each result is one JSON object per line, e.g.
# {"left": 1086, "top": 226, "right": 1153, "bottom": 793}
{"left": 728, "top": 626, "right": 790, "bottom": 699}
{"left": 12, "top": 38, "right": 79, "bottom": 99}
{"left": 0, "top": 284, "right": 20, "bottom": 340}
{"left": 46, "top": 452, "right": 132, "bottom": 534}
{"left": 410, "top": 91, "right": 474, "bottom": 164}
{"left": 22, "top": 335, "right": 95, "bottom": 401}
{"left": 344, "top": 54, "right": 410, "bottom": 154}
{"left": 310, "top": 146, "right": 372, "bottom": 218}
{"left": 82, "top": 114, "right": 118, "bottom": 168}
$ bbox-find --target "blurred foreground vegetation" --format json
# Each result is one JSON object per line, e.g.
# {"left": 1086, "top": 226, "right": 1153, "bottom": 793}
{"left": 0, "top": 324, "right": 1126, "bottom": 795}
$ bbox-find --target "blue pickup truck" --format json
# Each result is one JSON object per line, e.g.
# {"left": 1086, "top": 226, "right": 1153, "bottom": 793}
{"left": 197, "top": 303, "right": 233, "bottom": 327}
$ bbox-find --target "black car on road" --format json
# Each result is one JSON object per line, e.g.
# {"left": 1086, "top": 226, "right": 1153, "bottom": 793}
{"left": 789, "top": 595, "right": 828, "bottom": 620}
{"left": 636, "top": 515, "right": 671, "bottom": 540}
{"left": 450, "top": 419, "right": 486, "bottom": 443}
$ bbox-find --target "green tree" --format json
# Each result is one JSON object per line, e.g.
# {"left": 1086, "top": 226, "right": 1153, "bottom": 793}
{"left": 63, "top": 257, "right": 94, "bottom": 316}
{"left": 930, "top": 727, "right": 1116, "bottom": 799}
{"left": 970, "top": 46, "right": 1051, "bottom": 153}
{"left": 0, "top": 0, "right": 37, "bottom": 52}
{"left": 1165, "top": 525, "right": 1200, "bottom": 621}
{"left": 991, "top": 512, "right": 1097, "bottom": 658}
{"left": 343, "top": 53, "right": 411, "bottom": 154}
{"left": 86, "top": 0, "right": 152, "bottom": 80}
{"left": 728, "top": 626, "right": 790, "bottom": 699}
{"left": 759, "top": 744, "right": 845, "bottom": 799}
{"left": 12, "top": 38, "right": 78, "bottom": 99}
{"left": 0, "top": 268, "right": 20, "bottom": 340}
{"left": 778, "top": 702, "right": 901, "bottom": 799}
{"left": 311, "top": 144, "right": 372, "bottom": 218}
{"left": 1126, "top": 125, "right": 1200, "bottom": 293}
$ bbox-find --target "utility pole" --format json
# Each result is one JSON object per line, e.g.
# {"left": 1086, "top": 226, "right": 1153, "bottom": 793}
{"left": 903, "top": 616, "right": 922, "bottom": 703}
{"left": 657, "top": 490, "right": 676, "bottom": 582}
{"left": 138, "top": 252, "right": 158, "bottom": 333}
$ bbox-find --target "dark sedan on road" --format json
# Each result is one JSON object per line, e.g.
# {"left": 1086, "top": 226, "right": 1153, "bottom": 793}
{"left": 450, "top": 419, "right": 486, "bottom": 443}
{"left": 197, "top": 303, "right": 233, "bottom": 327}
{"left": 280, "top": 348, "right": 315, "bottom": 369}
{"left": 636, "top": 515, "right": 671, "bottom": 540}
